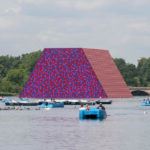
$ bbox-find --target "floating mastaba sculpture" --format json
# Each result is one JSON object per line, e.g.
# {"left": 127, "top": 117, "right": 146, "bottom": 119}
{"left": 20, "top": 48, "right": 132, "bottom": 98}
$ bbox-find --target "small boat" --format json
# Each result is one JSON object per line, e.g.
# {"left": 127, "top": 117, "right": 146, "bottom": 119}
{"left": 64, "top": 101, "right": 80, "bottom": 105}
{"left": 79, "top": 107, "right": 107, "bottom": 119}
{"left": 39, "top": 101, "right": 64, "bottom": 108}
{"left": 141, "top": 99, "right": 150, "bottom": 106}
{"left": 64, "top": 101, "right": 94, "bottom": 105}
{"left": 96, "top": 99, "right": 112, "bottom": 104}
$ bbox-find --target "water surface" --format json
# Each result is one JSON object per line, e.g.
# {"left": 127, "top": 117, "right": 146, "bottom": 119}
{"left": 0, "top": 97, "right": 150, "bottom": 150}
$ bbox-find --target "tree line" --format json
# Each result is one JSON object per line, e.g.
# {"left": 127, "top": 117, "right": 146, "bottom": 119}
{"left": 114, "top": 58, "right": 150, "bottom": 87}
{"left": 0, "top": 50, "right": 41, "bottom": 95}
{"left": 0, "top": 50, "right": 150, "bottom": 95}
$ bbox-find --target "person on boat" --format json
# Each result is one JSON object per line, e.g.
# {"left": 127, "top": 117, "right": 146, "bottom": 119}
{"left": 79, "top": 104, "right": 85, "bottom": 110}
{"left": 53, "top": 100, "right": 56, "bottom": 103}
{"left": 45, "top": 101, "right": 48, "bottom": 106}
{"left": 144, "top": 98, "right": 150, "bottom": 104}
{"left": 50, "top": 98, "right": 56, "bottom": 103}
{"left": 86, "top": 104, "right": 90, "bottom": 110}
{"left": 97, "top": 103, "right": 105, "bottom": 110}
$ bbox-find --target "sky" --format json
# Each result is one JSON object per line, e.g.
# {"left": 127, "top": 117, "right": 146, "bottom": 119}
{"left": 0, "top": 0, "right": 150, "bottom": 64}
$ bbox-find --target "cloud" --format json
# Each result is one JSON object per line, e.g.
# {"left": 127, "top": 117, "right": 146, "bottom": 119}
{"left": 55, "top": 0, "right": 106, "bottom": 11}
{"left": 0, "top": 0, "right": 150, "bottom": 64}
{"left": 4, "top": 6, "right": 21, "bottom": 15}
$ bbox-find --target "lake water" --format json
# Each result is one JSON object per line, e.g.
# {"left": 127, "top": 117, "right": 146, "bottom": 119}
{"left": 0, "top": 97, "right": 150, "bottom": 150}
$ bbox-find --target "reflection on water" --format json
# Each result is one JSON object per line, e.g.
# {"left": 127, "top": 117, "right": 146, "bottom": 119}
{"left": 0, "top": 97, "right": 150, "bottom": 150}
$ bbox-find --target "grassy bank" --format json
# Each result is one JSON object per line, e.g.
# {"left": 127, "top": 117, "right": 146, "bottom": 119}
{"left": 0, "top": 92, "right": 18, "bottom": 96}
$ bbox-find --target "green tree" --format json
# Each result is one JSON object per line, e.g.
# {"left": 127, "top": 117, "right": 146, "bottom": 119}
{"left": 19, "top": 50, "right": 41, "bottom": 73}
{"left": 0, "top": 78, "right": 13, "bottom": 93}
{"left": 114, "top": 58, "right": 139, "bottom": 86}
{"left": 6, "top": 69, "right": 28, "bottom": 86}
{"left": 137, "top": 57, "right": 150, "bottom": 86}
{"left": 0, "top": 50, "right": 41, "bottom": 94}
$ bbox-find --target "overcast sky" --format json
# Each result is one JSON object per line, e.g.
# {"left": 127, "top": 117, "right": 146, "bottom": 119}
{"left": 0, "top": 0, "right": 150, "bottom": 64}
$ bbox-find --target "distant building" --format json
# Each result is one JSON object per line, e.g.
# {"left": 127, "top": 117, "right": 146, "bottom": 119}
{"left": 20, "top": 48, "right": 132, "bottom": 98}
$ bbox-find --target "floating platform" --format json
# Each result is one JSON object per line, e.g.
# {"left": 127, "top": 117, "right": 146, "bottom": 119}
{"left": 4, "top": 98, "right": 39, "bottom": 106}
{"left": 39, "top": 102, "right": 64, "bottom": 108}
{"left": 5, "top": 102, "right": 39, "bottom": 106}
{"left": 64, "top": 100, "right": 112, "bottom": 105}
{"left": 79, "top": 107, "right": 107, "bottom": 119}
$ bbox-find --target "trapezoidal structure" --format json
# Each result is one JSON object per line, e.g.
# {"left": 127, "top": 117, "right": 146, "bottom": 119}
{"left": 20, "top": 48, "right": 132, "bottom": 98}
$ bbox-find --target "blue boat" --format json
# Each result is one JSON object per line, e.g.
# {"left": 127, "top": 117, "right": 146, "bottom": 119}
{"left": 39, "top": 102, "right": 64, "bottom": 108}
{"left": 79, "top": 107, "right": 107, "bottom": 119}
{"left": 141, "top": 99, "right": 150, "bottom": 106}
